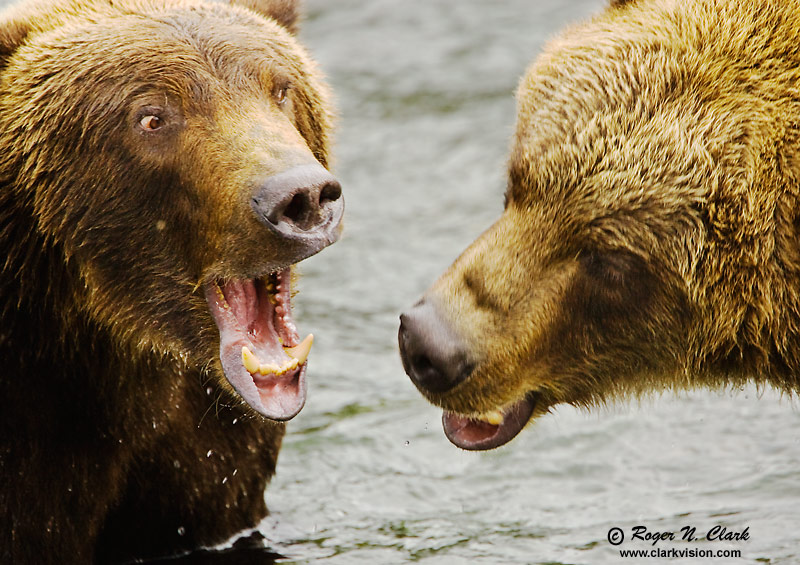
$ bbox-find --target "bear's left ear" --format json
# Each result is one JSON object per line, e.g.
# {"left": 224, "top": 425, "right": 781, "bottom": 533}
{"left": 228, "top": 0, "right": 300, "bottom": 34}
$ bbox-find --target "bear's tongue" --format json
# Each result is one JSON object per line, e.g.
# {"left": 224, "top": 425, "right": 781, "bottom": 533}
{"left": 442, "top": 394, "right": 536, "bottom": 450}
{"left": 204, "top": 270, "right": 313, "bottom": 421}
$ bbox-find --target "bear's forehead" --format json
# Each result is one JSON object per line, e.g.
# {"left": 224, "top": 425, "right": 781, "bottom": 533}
{"left": 23, "top": 4, "right": 300, "bottom": 88}
{"left": 507, "top": 43, "right": 718, "bottom": 223}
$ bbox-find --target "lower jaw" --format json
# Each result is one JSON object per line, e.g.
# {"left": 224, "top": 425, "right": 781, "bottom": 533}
{"left": 441, "top": 391, "right": 538, "bottom": 451}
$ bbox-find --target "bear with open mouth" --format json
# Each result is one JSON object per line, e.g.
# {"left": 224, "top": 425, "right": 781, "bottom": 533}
{"left": 400, "top": 0, "right": 800, "bottom": 450}
{"left": 0, "top": 0, "right": 341, "bottom": 561}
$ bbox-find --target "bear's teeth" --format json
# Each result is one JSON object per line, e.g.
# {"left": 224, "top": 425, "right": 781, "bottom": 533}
{"left": 264, "top": 278, "right": 279, "bottom": 305}
{"left": 258, "top": 362, "right": 280, "bottom": 375}
{"left": 283, "top": 334, "right": 313, "bottom": 365}
{"left": 242, "top": 345, "right": 303, "bottom": 376}
{"left": 215, "top": 283, "right": 229, "bottom": 309}
{"left": 480, "top": 410, "right": 504, "bottom": 426}
{"left": 242, "top": 346, "right": 261, "bottom": 373}
{"left": 260, "top": 358, "right": 299, "bottom": 375}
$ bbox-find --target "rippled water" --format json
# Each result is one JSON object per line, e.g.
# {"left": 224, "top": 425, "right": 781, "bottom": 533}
{"left": 5, "top": 0, "right": 800, "bottom": 562}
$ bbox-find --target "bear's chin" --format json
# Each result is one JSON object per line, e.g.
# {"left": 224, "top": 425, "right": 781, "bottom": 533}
{"left": 204, "top": 268, "right": 313, "bottom": 421}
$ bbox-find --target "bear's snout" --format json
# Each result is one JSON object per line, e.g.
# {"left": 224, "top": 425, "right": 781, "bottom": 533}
{"left": 251, "top": 163, "right": 344, "bottom": 252}
{"left": 399, "top": 299, "right": 475, "bottom": 395}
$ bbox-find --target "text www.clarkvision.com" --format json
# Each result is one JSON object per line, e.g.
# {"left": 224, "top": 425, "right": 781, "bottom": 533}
{"left": 619, "top": 547, "right": 742, "bottom": 559}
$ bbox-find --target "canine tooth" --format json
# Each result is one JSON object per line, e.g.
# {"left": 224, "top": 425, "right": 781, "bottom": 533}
{"left": 241, "top": 346, "right": 261, "bottom": 374}
{"left": 283, "top": 334, "right": 313, "bottom": 364}
{"left": 483, "top": 410, "right": 504, "bottom": 426}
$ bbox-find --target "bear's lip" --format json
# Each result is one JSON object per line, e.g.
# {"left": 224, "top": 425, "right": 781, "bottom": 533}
{"left": 204, "top": 269, "right": 311, "bottom": 421}
{"left": 441, "top": 392, "right": 537, "bottom": 450}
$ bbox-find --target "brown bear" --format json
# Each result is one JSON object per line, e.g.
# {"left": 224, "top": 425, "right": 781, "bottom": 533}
{"left": 399, "top": 0, "right": 800, "bottom": 451}
{"left": 0, "top": 0, "right": 342, "bottom": 562}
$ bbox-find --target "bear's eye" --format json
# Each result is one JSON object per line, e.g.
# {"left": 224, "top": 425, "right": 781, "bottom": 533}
{"left": 577, "top": 249, "right": 654, "bottom": 319}
{"left": 273, "top": 83, "right": 291, "bottom": 106}
{"left": 139, "top": 115, "right": 163, "bottom": 131}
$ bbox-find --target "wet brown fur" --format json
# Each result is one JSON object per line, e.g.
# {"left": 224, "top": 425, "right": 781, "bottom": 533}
{"left": 0, "top": 0, "right": 332, "bottom": 561}
{"left": 423, "top": 0, "right": 800, "bottom": 425}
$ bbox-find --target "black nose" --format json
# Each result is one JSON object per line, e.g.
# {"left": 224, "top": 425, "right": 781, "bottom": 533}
{"left": 251, "top": 163, "right": 344, "bottom": 245}
{"left": 398, "top": 299, "right": 475, "bottom": 394}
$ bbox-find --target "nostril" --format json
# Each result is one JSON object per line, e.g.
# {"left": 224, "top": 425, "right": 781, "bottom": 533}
{"left": 319, "top": 180, "right": 342, "bottom": 206}
{"left": 283, "top": 192, "right": 311, "bottom": 226}
{"left": 411, "top": 354, "right": 434, "bottom": 375}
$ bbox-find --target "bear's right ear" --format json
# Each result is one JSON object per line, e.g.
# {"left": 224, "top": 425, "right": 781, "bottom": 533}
{"left": 229, "top": 0, "right": 300, "bottom": 34}
{"left": 0, "top": 15, "right": 32, "bottom": 70}
{"left": 609, "top": 0, "right": 634, "bottom": 7}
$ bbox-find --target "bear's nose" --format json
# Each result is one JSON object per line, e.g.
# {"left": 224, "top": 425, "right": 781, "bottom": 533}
{"left": 251, "top": 163, "right": 344, "bottom": 246}
{"left": 399, "top": 299, "right": 475, "bottom": 395}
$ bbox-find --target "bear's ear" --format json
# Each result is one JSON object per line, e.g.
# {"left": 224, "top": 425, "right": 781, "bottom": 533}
{"left": 609, "top": 0, "right": 635, "bottom": 7}
{"left": 0, "top": 16, "right": 32, "bottom": 70}
{"left": 229, "top": 0, "right": 300, "bottom": 34}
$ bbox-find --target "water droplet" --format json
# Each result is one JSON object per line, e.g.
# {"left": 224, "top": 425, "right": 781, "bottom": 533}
{"left": 232, "top": 469, "right": 238, "bottom": 476}
{"left": 177, "top": 526, "right": 186, "bottom": 536}
{"left": 404, "top": 441, "right": 410, "bottom": 446}
{"left": 206, "top": 450, "right": 213, "bottom": 458}
{"left": 232, "top": 418, "right": 238, "bottom": 425}
{"left": 222, "top": 477, "right": 228, "bottom": 484}
{"left": 173, "top": 460, "right": 181, "bottom": 469}
{"left": 206, "top": 387, "right": 213, "bottom": 396}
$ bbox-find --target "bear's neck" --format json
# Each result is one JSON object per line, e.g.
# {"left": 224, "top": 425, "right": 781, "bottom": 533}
{"left": 1, "top": 195, "right": 84, "bottom": 362}
{"left": 0, "top": 194, "right": 176, "bottom": 434}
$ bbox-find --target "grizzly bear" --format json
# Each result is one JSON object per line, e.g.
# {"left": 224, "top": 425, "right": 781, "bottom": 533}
{"left": 0, "top": 0, "right": 342, "bottom": 561}
{"left": 400, "top": 0, "right": 800, "bottom": 451}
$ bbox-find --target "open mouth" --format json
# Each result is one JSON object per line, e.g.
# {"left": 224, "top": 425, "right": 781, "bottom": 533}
{"left": 204, "top": 269, "right": 313, "bottom": 421}
{"left": 442, "top": 392, "right": 537, "bottom": 450}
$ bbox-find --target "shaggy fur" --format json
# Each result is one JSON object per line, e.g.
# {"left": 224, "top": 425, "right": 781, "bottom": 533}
{"left": 410, "top": 0, "right": 800, "bottom": 433}
{"left": 0, "top": 0, "right": 332, "bottom": 561}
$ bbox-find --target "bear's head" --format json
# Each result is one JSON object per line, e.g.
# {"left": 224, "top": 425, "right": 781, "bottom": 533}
{"left": 0, "top": 0, "right": 342, "bottom": 421}
{"left": 399, "top": 0, "right": 799, "bottom": 449}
